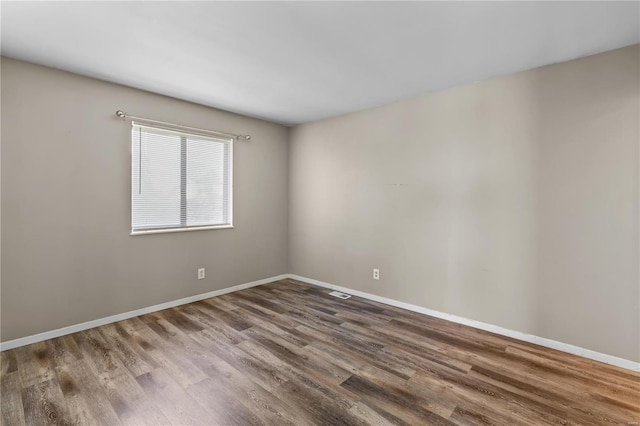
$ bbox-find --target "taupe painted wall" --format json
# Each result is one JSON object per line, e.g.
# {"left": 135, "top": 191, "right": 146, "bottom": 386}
{"left": 289, "top": 45, "right": 639, "bottom": 362}
{"left": 2, "top": 46, "right": 639, "bottom": 363}
{"left": 1, "top": 58, "right": 289, "bottom": 341}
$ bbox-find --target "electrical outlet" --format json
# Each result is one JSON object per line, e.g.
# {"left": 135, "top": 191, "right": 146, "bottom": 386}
{"left": 373, "top": 268, "right": 380, "bottom": 280}
{"left": 198, "top": 268, "right": 205, "bottom": 280}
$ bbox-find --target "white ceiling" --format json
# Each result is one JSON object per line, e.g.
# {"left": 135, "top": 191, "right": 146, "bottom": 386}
{"left": 2, "top": 2, "right": 638, "bottom": 126}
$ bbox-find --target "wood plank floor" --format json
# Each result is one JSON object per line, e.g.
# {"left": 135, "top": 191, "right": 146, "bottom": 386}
{"left": 1, "top": 279, "right": 639, "bottom": 425}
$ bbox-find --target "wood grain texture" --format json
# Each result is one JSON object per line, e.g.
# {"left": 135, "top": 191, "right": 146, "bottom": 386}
{"left": 1, "top": 279, "right": 638, "bottom": 425}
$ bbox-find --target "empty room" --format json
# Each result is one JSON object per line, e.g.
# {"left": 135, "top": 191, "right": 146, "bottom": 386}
{"left": 1, "top": 1, "right": 639, "bottom": 425}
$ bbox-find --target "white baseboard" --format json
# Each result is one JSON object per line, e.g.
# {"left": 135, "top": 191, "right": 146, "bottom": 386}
{"left": 0, "top": 274, "right": 289, "bottom": 352}
{"left": 288, "top": 274, "right": 640, "bottom": 372}
{"left": 4, "top": 272, "right": 638, "bottom": 372}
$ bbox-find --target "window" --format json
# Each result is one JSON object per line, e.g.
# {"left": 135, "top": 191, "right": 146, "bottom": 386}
{"left": 131, "top": 123, "right": 232, "bottom": 234}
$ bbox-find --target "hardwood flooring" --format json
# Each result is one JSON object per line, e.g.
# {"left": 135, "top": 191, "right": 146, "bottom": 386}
{"left": 1, "top": 279, "right": 638, "bottom": 425}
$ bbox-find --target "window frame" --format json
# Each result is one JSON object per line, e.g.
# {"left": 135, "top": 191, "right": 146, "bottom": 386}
{"left": 129, "top": 122, "right": 234, "bottom": 236}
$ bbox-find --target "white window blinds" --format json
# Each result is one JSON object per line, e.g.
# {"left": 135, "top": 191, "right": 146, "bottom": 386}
{"left": 131, "top": 123, "right": 232, "bottom": 234}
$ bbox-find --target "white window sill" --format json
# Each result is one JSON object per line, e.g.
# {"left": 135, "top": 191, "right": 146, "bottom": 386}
{"left": 131, "top": 224, "right": 234, "bottom": 236}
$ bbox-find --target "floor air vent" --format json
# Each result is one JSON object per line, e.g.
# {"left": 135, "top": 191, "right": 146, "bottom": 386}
{"left": 329, "top": 291, "right": 352, "bottom": 299}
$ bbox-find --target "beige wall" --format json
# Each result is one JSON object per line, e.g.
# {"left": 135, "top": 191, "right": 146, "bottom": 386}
{"left": 3, "top": 46, "right": 639, "bottom": 363}
{"left": 289, "top": 45, "right": 639, "bottom": 362}
{"left": 1, "top": 58, "right": 289, "bottom": 341}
